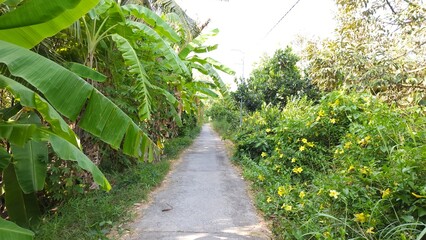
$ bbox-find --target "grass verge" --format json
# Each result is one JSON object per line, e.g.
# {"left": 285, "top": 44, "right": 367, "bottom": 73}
{"left": 34, "top": 126, "right": 201, "bottom": 240}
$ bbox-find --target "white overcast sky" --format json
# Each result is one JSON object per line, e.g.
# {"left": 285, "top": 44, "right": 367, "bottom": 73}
{"left": 175, "top": 0, "right": 338, "bottom": 87}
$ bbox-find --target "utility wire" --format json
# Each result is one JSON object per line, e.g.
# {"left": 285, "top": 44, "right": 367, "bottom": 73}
{"left": 263, "top": 0, "right": 303, "bottom": 39}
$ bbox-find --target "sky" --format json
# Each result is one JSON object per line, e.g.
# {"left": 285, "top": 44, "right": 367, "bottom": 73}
{"left": 175, "top": 0, "right": 338, "bottom": 88}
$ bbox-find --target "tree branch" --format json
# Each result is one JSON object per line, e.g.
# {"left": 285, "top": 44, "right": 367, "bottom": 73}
{"left": 385, "top": 0, "right": 397, "bottom": 14}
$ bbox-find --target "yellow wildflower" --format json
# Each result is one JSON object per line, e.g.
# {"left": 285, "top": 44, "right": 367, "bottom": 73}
{"left": 344, "top": 142, "right": 352, "bottom": 149}
{"left": 347, "top": 165, "right": 355, "bottom": 172}
{"left": 330, "top": 118, "right": 337, "bottom": 124}
{"left": 306, "top": 142, "right": 315, "bottom": 148}
{"left": 299, "top": 145, "right": 306, "bottom": 152}
{"left": 329, "top": 190, "right": 340, "bottom": 199}
{"left": 279, "top": 153, "right": 284, "bottom": 158}
{"left": 291, "top": 158, "right": 297, "bottom": 163}
{"left": 293, "top": 167, "right": 303, "bottom": 174}
{"left": 360, "top": 166, "right": 371, "bottom": 175}
{"left": 299, "top": 191, "right": 306, "bottom": 199}
{"left": 366, "top": 227, "right": 375, "bottom": 234}
{"left": 354, "top": 213, "right": 369, "bottom": 223}
{"left": 302, "top": 138, "right": 308, "bottom": 143}
{"left": 266, "top": 197, "right": 272, "bottom": 203}
{"left": 266, "top": 128, "right": 271, "bottom": 133}
{"left": 278, "top": 186, "right": 286, "bottom": 196}
{"left": 381, "top": 188, "right": 391, "bottom": 198}
{"left": 318, "top": 110, "right": 325, "bottom": 117}
{"left": 261, "top": 152, "right": 268, "bottom": 158}
{"left": 258, "top": 174, "right": 265, "bottom": 181}
{"left": 281, "top": 204, "right": 292, "bottom": 211}
{"left": 316, "top": 116, "right": 321, "bottom": 121}
{"left": 323, "top": 231, "right": 331, "bottom": 237}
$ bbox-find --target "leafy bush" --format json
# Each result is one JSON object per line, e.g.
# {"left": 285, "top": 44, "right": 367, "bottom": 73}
{"left": 232, "top": 91, "right": 426, "bottom": 239}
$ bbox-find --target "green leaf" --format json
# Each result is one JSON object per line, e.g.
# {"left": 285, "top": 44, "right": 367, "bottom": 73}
{"left": 0, "top": 74, "right": 80, "bottom": 148}
{"left": 121, "top": 4, "right": 181, "bottom": 43}
{"left": 0, "top": 41, "right": 153, "bottom": 159}
{"left": 12, "top": 140, "right": 48, "bottom": 193}
{"left": 0, "top": 123, "right": 37, "bottom": 146}
{"left": 65, "top": 62, "right": 107, "bottom": 82}
{"left": 127, "top": 20, "right": 189, "bottom": 76}
{"left": 42, "top": 129, "right": 111, "bottom": 191}
{"left": 111, "top": 33, "right": 152, "bottom": 120}
{"left": 4, "top": 165, "right": 41, "bottom": 228}
{"left": 189, "top": 55, "right": 235, "bottom": 75}
{"left": 0, "top": 0, "right": 100, "bottom": 48}
{"left": 0, "top": 147, "right": 11, "bottom": 170}
{"left": 0, "top": 218, "right": 34, "bottom": 240}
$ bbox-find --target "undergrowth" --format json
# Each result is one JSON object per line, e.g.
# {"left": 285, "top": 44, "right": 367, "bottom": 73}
{"left": 34, "top": 126, "right": 201, "bottom": 239}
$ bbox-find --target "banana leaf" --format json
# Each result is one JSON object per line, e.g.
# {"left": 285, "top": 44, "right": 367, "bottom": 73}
{"left": 0, "top": 0, "right": 100, "bottom": 48}
{"left": 0, "top": 216, "right": 34, "bottom": 240}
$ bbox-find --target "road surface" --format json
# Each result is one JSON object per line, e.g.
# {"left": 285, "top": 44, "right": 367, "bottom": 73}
{"left": 127, "top": 124, "right": 270, "bottom": 240}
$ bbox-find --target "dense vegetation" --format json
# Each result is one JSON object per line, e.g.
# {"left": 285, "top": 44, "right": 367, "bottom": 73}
{"left": 208, "top": 1, "right": 426, "bottom": 239}
{"left": 0, "top": 0, "right": 231, "bottom": 238}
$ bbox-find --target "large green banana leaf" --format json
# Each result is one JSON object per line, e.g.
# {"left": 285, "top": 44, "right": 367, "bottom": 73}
{"left": 127, "top": 20, "right": 189, "bottom": 76}
{"left": 0, "top": 147, "right": 11, "bottom": 170}
{"left": 111, "top": 34, "right": 179, "bottom": 124}
{"left": 0, "top": 74, "right": 80, "bottom": 148}
{"left": 0, "top": 122, "right": 111, "bottom": 191}
{"left": 65, "top": 62, "right": 107, "bottom": 82}
{"left": 4, "top": 165, "right": 41, "bottom": 228}
{"left": 0, "top": 217, "right": 34, "bottom": 240}
{"left": 0, "top": 41, "right": 153, "bottom": 159}
{"left": 121, "top": 4, "right": 181, "bottom": 43}
{"left": 111, "top": 34, "right": 153, "bottom": 120}
{"left": 12, "top": 140, "right": 48, "bottom": 194}
{"left": 189, "top": 62, "right": 229, "bottom": 97}
{"left": 0, "top": 0, "right": 100, "bottom": 49}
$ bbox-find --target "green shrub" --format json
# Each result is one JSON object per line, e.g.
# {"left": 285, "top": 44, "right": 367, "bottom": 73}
{"left": 232, "top": 91, "right": 426, "bottom": 239}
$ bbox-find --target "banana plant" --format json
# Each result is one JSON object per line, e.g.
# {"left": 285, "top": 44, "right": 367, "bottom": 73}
{"left": 0, "top": 0, "right": 153, "bottom": 237}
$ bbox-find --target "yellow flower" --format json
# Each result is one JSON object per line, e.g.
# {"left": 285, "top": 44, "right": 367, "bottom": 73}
{"left": 278, "top": 186, "right": 286, "bottom": 196}
{"left": 258, "top": 174, "right": 265, "bottom": 181}
{"left": 266, "top": 196, "right": 272, "bottom": 203}
{"left": 354, "top": 213, "right": 369, "bottom": 223}
{"left": 261, "top": 152, "right": 268, "bottom": 158}
{"left": 291, "top": 158, "right": 297, "bottom": 163}
{"left": 302, "top": 138, "right": 308, "bottom": 143}
{"left": 366, "top": 227, "right": 375, "bottom": 234}
{"left": 307, "top": 142, "right": 315, "bottom": 148}
{"left": 299, "top": 146, "right": 306, "bottom": 152}
{"left": 299, "top": 191, "right": 306, "bottom": 199}
{"left": 281, "top": 204, "right": 292, "bottom": 211}
{"left": 323, "top": 231, "right": 331, "bottom": 237}
{"left": 316, "top": 116, "right": 321, "bottom": 121}
{"left": 293, "top": 167, "right": 303, "bottom": 174}
{"left": 318, "top": 110, "right": 325, "bottom": 117}
{"left": 347, "top": 165, "right": 355, "bottom": 172}
{"left": 330, "top": 118, "right": 337, "bottom": 124}
{"left": 279, "top": 153, "right": 284, "bottom": 158}
{"left": 266, "top": 128, "right": 271, "bottom": 133}
{"left": 344, "top": 142, "right": 352, "bottom": 149}
{"left": 360, "top": 166, "right": 371, "bottom": 175}
{"left": 329, "top": 190, "right": 340, "bottom": 199}
{"left": 381, "top": 188, "right": 391, "bottom": 198}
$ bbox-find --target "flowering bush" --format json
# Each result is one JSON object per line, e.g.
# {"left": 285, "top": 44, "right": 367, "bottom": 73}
{"left": 233, "top": 91, "right": 426, "bottom": 239}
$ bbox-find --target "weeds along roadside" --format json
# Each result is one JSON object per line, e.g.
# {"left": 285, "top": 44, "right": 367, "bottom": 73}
{"left": 34, "top": 126, "right": 201, "bottom": 240}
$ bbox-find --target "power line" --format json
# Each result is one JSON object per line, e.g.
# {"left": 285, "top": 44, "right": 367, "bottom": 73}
{"left": 263, "top": 0, "right": 303, "bottom": 39}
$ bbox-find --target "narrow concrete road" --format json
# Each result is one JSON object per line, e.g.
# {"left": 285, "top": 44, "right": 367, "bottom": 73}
{"left": 127, "top": 124, "right": 270, "bottom": 240}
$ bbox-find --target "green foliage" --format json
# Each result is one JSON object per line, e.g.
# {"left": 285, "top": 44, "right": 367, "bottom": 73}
{"left": 305, "top": 0, "right": 426, "bottom": 105}
{"left": 228, "top": 91, "right": 426, "bottom": 239}
{"left": 34, "top": 126, "right": 201, "bottom": 239}
{"left": 234, "top": 47, "right": 319, "bottom": 111}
